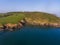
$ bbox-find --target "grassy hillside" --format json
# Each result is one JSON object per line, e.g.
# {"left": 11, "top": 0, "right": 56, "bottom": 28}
{"left": 0, "top": 12, "right": 60, "bottom": 24}
{"left": 25, "top": 12, "right": 60, "bottom": 23}
{"left": 0, "top": 13, "right": 25, "bottom": 24}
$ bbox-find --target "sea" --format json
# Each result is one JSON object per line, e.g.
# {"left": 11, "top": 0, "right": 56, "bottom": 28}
{"left": 0, "top": 26, "right": 60, "bottom": 45}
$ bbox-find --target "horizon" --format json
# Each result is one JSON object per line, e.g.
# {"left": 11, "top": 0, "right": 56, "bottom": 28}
{"left": 0, "top": 0, "right": 60, "bottom": 16}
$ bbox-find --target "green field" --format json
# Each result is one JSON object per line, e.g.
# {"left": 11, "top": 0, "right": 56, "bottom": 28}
{"left": 0, "top": 13, "right": 25, "bottom": 24}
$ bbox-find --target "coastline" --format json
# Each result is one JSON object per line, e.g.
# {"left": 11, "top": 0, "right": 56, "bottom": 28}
{"left": 0, "top": 18, "right": 60, "bottom": 31}
{"left": 0, "top": 12, "right": 60, "bottom": 31}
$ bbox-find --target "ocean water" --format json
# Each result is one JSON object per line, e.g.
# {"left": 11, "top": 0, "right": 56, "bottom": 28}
{"left": 0, "top": 26, "right": 60, "bottom": 45}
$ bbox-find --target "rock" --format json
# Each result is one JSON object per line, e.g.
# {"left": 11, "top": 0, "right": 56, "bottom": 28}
{"left": 5, "top": 23, "right": 13, "bottom": 29}
{"left": 17, "top": 23, "right": 23, "bottom": 29}
{"left": 0, "top": 21, "right": 24, "bottom": 31}
{"left": 2, "top": 24, "right": 7, "bottom": 29}
{"left": 19, "top": 18, "right": 26, "bottom": 26}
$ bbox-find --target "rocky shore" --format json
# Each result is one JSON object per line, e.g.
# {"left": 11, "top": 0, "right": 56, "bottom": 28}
{"left": 0, "top": 19, "right": 26, "bottom": 31}
{"left": 0, "top": 18, "right": 60, "bottom": 31}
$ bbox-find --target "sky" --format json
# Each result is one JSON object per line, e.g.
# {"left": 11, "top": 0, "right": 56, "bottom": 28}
{"left": 0, "top": 0, "right": 60, "bottom": 16}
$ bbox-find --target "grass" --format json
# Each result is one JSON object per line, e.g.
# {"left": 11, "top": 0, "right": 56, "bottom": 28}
{"left": 0, "top": 14, "right": 25, "bottom": 24}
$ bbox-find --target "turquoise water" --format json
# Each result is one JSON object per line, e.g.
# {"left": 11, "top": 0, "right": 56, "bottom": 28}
{"left": 0, "top": 26, "right": 60, "bottom": 45}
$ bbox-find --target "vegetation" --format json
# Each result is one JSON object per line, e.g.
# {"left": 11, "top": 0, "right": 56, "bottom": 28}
{"left": 0, "top": 12, "right": 60, "bottom": 24}
{"left": 25, "top": 12, "right": 60, "bottom": 23}
{"left": 0, "top": 12, "right": 25, "bottom": 24}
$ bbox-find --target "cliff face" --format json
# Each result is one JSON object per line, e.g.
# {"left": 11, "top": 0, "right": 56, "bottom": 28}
{"left": 0, "top": 22, "right": 24, "bottom": 31}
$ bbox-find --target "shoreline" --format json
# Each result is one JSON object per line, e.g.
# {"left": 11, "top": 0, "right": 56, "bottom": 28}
{"left": 0, "top": 18, "right": 60, "bottom": 31}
